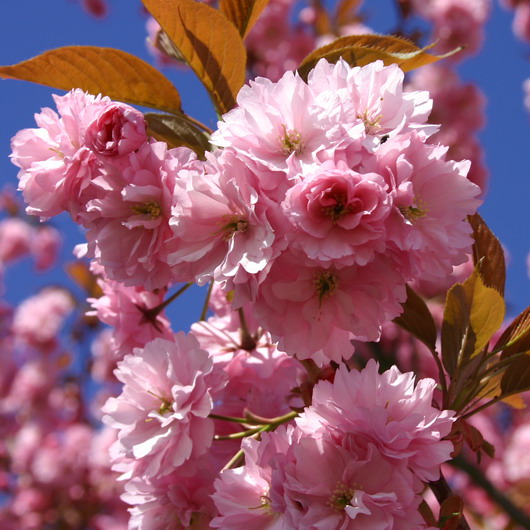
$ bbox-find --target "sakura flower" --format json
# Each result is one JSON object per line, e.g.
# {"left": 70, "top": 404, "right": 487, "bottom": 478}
{"left": 12, "top": 287, "right": 74, "bottom": 351}
{"left": 281, "top": 437, "right": 425, "bottom": 529}
{"left": 361, "top": 131, "right": 482, "bottom": 281}
{"left": 211, "top": 69, "right": 338, "bottom": 179}
{"left": 10, "top": 90, "right": 109, "bottom": 220}
{"left": 30, "top": 224, "right": 62, "bottom": 271}
{"left": 282, "top": 160, "right": 391, "bottom": 266}
{"left": 88, "top": 265, "right": 173, "bottom": 359}
{"left": 307, "top": 59, "right": 436, "bottom": 148}
{"left": 170, "top": 149, "right": 282, "bottom": 305}
{"left": 102, "top": 334, "right": 223, "bottom": 479}
{"left": 297, "top": 360, "right": 455, "bottom": 482}
{"left": 0, "top": 217, "right": 32, "bottom": 265}
{"left": 85, "top": 143, "right": 201, "bottom": 290}
{"left": 254, "top": 250, "right": 406, "bottom": 364}
{"left": 84, "top": 102, "right": 147, "bottom": 157}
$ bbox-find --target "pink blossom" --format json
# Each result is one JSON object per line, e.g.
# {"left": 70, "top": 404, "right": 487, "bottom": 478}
{"left": 123, "top": 458, "right": 218, "bottom": 529}
{"left": 30, "top": 224, "right": 61, "bottom": 271}
{"left": 245, "top": 0, "right": 315, "bottom": 82}
{"left": 211, "top": 431, "right": 293, "bottom": 529}
{"left": 281, "top": 437, "right": 425, "bottom": 529}
{"left": 282, "top": 160, "right": 391, "bottom": 266}
{"left": 307, "top": 59, "right": 436, "bottom": 149}
{"left": 10, "top": 90, "right": 108, "bottom": 220}
{"left": 85, "top": 143, "right": 200, "bottom": 290}
{"left": 170, "top": 149, "right": 281, "bottom": 305}
{"left": 88, "top": 265, "right": 173, "bottom": 359}
{"left": 0, "top": 217, "right": 32, "bottom": 265}
{"left": 12, "top": 287, "right": 74, "bottom": 350}
{"left": 297, "top": 360, "right": 455, "bottom": 481}
{"left": 514, "top": 3, "right": 530, "bottom": 43}
{"left": 84, "top": 102, "right": 147, "bottom": 157}
{"left": 211, "top": 70, "right": 337, "bottom": 180}
{"left": 361, "top": 132, "right": 482, "bottom": 281}
{"left": 503, "top": 424, "right": 530, "bottom": 483}
{"left": 409, "top": 64, "right": 488, "bottom": 195}
{"left": 102, "top": 334, "right": 223, "bottom": 478}
{"left": 254, "top": 250, "right": 407, "bottom": 364}
{"left": 419, "top": 0, "right": 490, "bottom": 59}
{"left": 191, "top": 308, "right": 303, "bottom": 419}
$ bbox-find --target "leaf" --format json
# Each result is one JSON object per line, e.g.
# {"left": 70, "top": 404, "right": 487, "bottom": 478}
{"left": 143, "top": 0, "right": 247, "bottom": 115}
{"left": 145, "top": 113, "right": 211, "bottom": 157}
{"left": 439, "top": 495, "right": 464, "bottom": 530}
{"left": 468, "top": 213, "right": 506, "bottom": 296}
{"left": 66, "top": 261, "right": 102, "bottom": 299}
{"left": 335, "top": 0, "right": 363, "bottom": 27}
{"left": 0, "top": 46, "right": 182, "bottom": 114}
{"left": 495, "top": 306, "right": 530, "bottom": 359}
{"left": 219, "top": 0, "right": 269, "bottom": 39}
{"left": 393, "top": 284, "right": 437, "bottom": 352}
{"left": 441, "top": 269, "right": 505, "bottom": 375}
{"left": 501, "top": 353, "right": 530, "bottom": 396}
{"left": 297, "top": 34, "right": 462, "bottom": 80}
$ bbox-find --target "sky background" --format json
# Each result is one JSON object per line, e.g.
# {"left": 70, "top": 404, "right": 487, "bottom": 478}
{"left": 0, "top": 0, "right": 529, "bottom": 328}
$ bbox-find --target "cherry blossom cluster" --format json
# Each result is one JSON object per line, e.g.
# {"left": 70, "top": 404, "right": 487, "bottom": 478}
{"left": 10, "top": 59, "right": 482, "bottom": 366}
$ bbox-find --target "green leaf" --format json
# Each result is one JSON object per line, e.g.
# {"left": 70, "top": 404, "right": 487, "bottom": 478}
{"left": 143, "top": 0, "right": 247, "bottom": 115}
{"left": 0, "top": 46, "right": 182, "bottom": 114}
{"left": 468, "top": 213, "right": 506, "bottom": 296}
{"left": 219, "top": 0, "right": 269, "bottom": 39}
{"left": 145, "top": 113, "right": 211, "bottom": 157}
{"left": 393, "top": 284, "right": 438, "bottom": 352}
{"left": 441, "top": 269, "right": 505, "bottom": 375}
{"left": 297, "top": 34, "right": 462, "bottom": 81}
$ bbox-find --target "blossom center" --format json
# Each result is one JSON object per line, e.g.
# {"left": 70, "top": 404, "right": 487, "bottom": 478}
{"left": 314, "top": 271, "right": 338, "bottom": 305}
{"left": 328, "top": 481, "right": 357, "bottom": 512}
{"left": 218, "top": 214, "right": 249, "bottom": 241}
{"left": 321, "top": 192, "right": 353, "bottom": 224}
{"left": 132, "top": 201, "right": 162, "bottom": 219}
{"left": 399, "top": 197, "right": 429, "bottom": 222}
{"left": 358, "top": 108, "right": 383, "bottom": 135}
{"left": 278, "top": 124, "right": 304, "bottom": 155}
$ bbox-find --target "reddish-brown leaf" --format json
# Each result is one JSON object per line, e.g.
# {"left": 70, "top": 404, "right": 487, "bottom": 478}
{"left": 143, "top": 0, "right": 247, "bottom": 115}
{"left": 297, "top": 34, "right": 462, "bottom": 80}
{"left": 219, "top": 0, "right": 269, "bottom": 38}
{"left": 0, "top": 46, "right": 182, "bottom": 114}
{"left": 393, "top": 284, "right": 437, "bottom": 352}
{"left": 468, "top": 213, "right": 506, "bottom": 295}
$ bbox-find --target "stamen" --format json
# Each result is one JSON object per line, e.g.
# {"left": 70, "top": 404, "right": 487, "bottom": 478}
{"left": 314, "top": 271, "right": 338, "bottom": 306}
{"left": 327, "top": 481, "right": 357, "bottom": 512}
{"left": 278, "top": 124, "right": 304, "bottom": 155}
{"left": 132, "top": 201, "right": 162, "bottom": 219}
{"left": 321, "top": 193, "right": 353, "bottom": 224}
{"left": 399, "top": 197, "right": 429, "bottom": 222}
{"left": 217, "top": 214, "right": 249, "bottom": 241}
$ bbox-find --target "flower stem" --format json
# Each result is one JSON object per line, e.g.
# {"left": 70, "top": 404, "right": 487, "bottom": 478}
{"left": 429, "top": 472, "right": 471, "bottom": 530}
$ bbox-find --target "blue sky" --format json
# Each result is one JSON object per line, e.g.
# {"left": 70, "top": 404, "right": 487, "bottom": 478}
{"left": 0, "top": 0, "right": 528, "bottom": 322}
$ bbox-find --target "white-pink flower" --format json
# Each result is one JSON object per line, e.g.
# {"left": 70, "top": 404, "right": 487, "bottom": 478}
{"left": 297, "top": 360, "right": 455, "bottom": 482}
{"left": 10, "top": 90, "right": 108, "bottom": 220}
{"left": 102, "top": 334, "right": 223, "bottom": 479}
{"left": 170, "top": 149, "right": 282, "bottom": 305}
